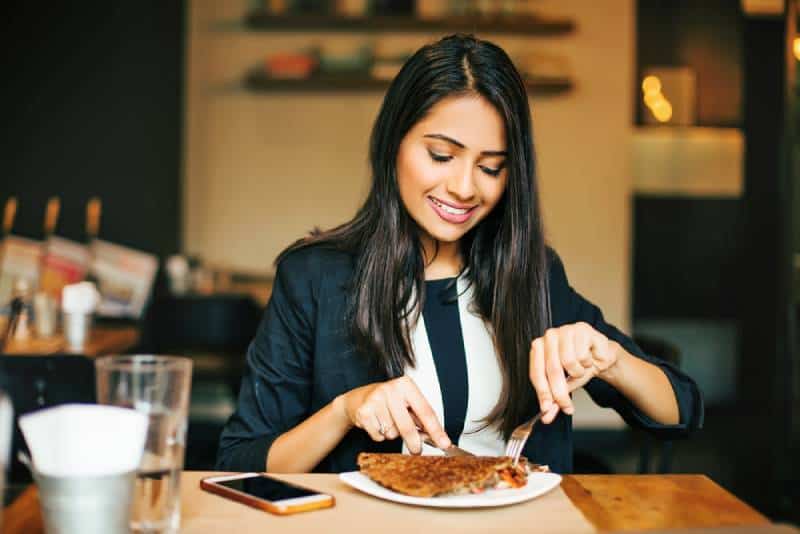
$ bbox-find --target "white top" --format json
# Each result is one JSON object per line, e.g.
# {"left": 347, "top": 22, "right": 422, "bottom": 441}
{"left": 403, "top": 276, "right": 506, "bottom": 456}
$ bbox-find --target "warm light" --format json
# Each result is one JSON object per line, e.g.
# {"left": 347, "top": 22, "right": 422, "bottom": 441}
{"left": 652, "top": 100, "right": 673, "bottom": 122}
{"left": 794, "top": 37, "right": 800, "bottom": 61}
{"left": 642, "top": 74, "right": 672, "bottom": 123}
{"left": 641, "top": 75, "right": 662, "bottom": 95}
{"left": 644, "top": 92, "right": 662, "bottom": 107}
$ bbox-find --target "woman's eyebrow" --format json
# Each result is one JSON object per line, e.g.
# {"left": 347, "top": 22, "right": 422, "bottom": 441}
{"left": 423, "top": 133, "right": 507, "bottom": 156}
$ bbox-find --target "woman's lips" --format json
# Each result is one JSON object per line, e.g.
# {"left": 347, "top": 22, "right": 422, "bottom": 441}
{"left": 427, "top": 196, "right": 477, "bottom": 224}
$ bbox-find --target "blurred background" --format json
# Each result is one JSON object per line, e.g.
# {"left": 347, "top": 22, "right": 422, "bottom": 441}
{"left": 0, "top": 0, "right": 798, "bottom": 522}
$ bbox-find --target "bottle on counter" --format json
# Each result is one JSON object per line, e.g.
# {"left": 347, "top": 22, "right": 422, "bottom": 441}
{"left": 10, "top": 278, "right": 33, "bottom": 342}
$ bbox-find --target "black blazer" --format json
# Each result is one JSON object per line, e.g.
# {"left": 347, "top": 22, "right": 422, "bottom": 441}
{"left": 217, "top": 245, "right": 703, "bottom": 474}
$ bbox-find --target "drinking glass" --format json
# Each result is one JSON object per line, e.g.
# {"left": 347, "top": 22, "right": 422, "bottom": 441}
{"left": 0, "top": 390, "right": 11, "bottom": 527}
{"left": 95, "top": 355, "right": 192, "bottom": 534}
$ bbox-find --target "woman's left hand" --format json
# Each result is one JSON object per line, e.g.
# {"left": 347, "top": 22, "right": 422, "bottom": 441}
{"left": 529, "top": 322, "right": 619, "bottom": 424}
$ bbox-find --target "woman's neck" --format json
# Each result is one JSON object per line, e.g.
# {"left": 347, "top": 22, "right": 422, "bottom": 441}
{"left": 421, "top": 234, "right": 462, "bottom": 280}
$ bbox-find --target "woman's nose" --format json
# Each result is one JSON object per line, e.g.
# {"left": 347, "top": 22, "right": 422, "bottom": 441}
{"left": 445, "top": 163, "right": 476, "bottom": 201}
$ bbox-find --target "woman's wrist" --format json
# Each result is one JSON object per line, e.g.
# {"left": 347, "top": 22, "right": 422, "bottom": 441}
{"left": 597, "top": 340, "right": 628, "bottom": 386}
{"left": 595, "top": 340, "right": 681, "bottom": 425}
{"left": 333, "top": 392, "right": 355, "bottom": 430}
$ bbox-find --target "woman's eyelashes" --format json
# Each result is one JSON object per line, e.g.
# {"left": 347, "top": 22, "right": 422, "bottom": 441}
{"left": 479, "top": 164, "right": 504, "bottom": 177}
{"left": 427, "top": 149, "right": 453, "bottom": 163}
{"left": 426, "top": 149, "right": 505, "bottom": 176}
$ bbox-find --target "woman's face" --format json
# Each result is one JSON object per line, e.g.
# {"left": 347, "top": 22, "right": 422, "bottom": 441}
{"left": 396, "top": 95, "right": 508, "bottom": 247}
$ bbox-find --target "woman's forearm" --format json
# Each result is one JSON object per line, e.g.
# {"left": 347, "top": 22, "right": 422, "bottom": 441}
{"left": 266, "top": 395, "right": 353, "bottom": 473}
{"left": 599, "top": 342, "right": 680, "bottom": 425}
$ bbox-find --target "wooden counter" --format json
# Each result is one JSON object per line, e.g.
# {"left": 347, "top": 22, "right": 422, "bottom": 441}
{"left": 2, "top": 472, "right": 773, "bottom": 534}
{"left": 2, "top": 325, "right": 139, "bottom": 357}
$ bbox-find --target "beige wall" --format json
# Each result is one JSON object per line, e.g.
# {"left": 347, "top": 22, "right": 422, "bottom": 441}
{"left": 184, "top": 0, "right": 634, "bottom": 330}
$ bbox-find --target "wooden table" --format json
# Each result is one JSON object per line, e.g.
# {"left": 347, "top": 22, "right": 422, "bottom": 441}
{"left": 1, "top": 326, "right": 139, "bottom": 357}
{"left": 2, "top": 472, "right": 772, "bottom": 533}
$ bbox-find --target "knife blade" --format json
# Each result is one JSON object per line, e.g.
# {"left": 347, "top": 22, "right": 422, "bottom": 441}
{"left": 419, "top": 432, "right": 474, "bottom": 457}
{"left": 408, "top": 409, "right": 475, "bottom": 456}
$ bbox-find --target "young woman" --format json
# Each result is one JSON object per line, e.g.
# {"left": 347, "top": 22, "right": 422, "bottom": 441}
{"left": 217, "top": 34, "right": 703, "bottom": 475}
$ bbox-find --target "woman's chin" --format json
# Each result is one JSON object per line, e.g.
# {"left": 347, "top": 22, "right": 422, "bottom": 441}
{"left": 423, "top": 225, "right": 469, "bottom": 244}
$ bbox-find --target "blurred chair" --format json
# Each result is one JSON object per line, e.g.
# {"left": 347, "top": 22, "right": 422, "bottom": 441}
{"left": 632, "top": 334, "right": 682, "bottom": 474}
{"left": 145, "top": 294, "right": 261, "bottom": 395}
{"left": 573, "top": 334, "right": 683, "bottom": 474}
{"left": 572, "top": 449, "right": 615, "bottom": 474}
{"left": 0, "top": 355, "right": 96, "bottom": 483}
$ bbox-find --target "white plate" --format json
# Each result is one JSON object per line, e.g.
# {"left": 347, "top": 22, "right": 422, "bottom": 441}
{"left": 338, "top": 470, "right": 562, "bottom": 508}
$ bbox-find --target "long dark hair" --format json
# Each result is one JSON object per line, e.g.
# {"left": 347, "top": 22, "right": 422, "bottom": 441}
{"left": 278, "top": 34, "right": 551, "bottom": 438}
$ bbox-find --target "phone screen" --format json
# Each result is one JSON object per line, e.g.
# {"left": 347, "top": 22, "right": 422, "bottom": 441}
{"left": 217, "top": 476, "right": 320, "bottom": 502}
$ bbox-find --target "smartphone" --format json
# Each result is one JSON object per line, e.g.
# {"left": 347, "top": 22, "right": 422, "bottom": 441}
{"left": 200, "top": 473, "right": 335, "bottom": 515}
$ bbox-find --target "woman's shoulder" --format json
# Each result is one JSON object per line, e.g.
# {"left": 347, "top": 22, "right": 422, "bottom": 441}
{"left": 545, "top": 246, "right": 566, "bottom": 281}
{"left": 275, "top": 241, "right": 356, "bottom": 283}
{"left": 544, "top": 246, "right": 572, "bottom": 305}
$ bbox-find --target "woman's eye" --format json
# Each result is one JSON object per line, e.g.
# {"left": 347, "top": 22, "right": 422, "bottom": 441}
{"left": 479, "top": 165, "right": 503, "bottom": 177}
{"left": 428, "top": 150, "right": 453, "bottom": 163}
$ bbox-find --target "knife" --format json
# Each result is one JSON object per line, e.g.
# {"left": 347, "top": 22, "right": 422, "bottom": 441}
{"left": 408, "top": 409, "right": 475, "bottom": 456}
{"left": 420, "top": 433, "right": 474, "bottom": 457}
{"left": 407, "top": 410, "right": 473, "bottom": 456}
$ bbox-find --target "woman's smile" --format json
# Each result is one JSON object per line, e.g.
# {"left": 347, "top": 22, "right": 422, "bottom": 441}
{"left": 427, "top": 195, "right": 478, "bottom": 224}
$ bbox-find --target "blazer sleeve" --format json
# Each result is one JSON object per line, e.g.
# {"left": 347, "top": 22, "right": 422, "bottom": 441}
{"left": 216, "top": 250, "right": 316, "bottom": 472}
{"left": 548, "top": 250, "right": 704, "bottom": 439}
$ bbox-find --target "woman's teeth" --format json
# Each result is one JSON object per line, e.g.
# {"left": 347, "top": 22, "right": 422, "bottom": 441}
{"left": 430, "top": 197, "right": 470, "bottom": 215}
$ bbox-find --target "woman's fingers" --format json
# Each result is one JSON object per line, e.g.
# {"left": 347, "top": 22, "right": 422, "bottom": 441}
{"left": 544, "top": 329, "right": 573, "bottom": 415}
{"left": 530, "top": 323, "right": 611, "bottom": 424}
{"left": 404, "top": 380, "right": 451, "bottom": 449}
{"left": 529, "top": 338, "right": 553, "bottom": 413}
{"left": 541, "top": 400, "right": 561, "bottom": 424}
{"left": 355, "top": 404, "right": 385, "bottom": 442}
{"left": 354, "top": 377, "right": 447, "bottom": 452}
{"left": 574, "top": 326, "right": 594, "bottom": 368}
{"left": 567, "top": 369, "right": 596, "bottom": 392}
{"left": 375, "top": 402, "right": 398, "bottom": 440}
{"left": 589, "top": 329, "right": 616, "bottom": 371}
{"left": 386, "top": 396, "right": 423, "bottom": 454}
{"left": 559, "top": 331, "right": 585, "bottom": 379}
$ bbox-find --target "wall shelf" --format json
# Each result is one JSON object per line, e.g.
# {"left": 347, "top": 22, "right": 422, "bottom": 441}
{"left": 242, "top": 69, "right": 573, "bottom": 95}
{"left": 242, "top": 11, "right": 575, "bottom": 36}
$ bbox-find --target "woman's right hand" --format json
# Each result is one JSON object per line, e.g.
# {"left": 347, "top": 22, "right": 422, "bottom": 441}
{"left": 339, "top": 376, "right": 451, "bottom": 454}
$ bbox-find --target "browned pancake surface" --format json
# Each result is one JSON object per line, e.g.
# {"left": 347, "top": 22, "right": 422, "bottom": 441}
{"left": 357, "top": 453, "right": 516, "bottom": 497}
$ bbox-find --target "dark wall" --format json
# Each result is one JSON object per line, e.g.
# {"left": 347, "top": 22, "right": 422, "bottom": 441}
{"left": 737, "top": 10, "right": 796, "bottom": 519}
{"left": 0, "top": 1, "right": 185, "bottom": 258}
{"left": 637, "top": 0, "right": 743, "bottom": 127}
{"left": 632, "top": 196, "right": 743, "bottom": 319}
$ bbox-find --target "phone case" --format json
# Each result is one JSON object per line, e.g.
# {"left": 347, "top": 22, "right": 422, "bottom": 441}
{"left": 200, "top": 475, "right": 335, "bottom": 516}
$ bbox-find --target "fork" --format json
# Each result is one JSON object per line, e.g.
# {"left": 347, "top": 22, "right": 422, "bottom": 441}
{"left": 504, "top": 410, "right": 545, "bottom": 467}
{"left": 505, "top": 374, "right": 592, "bottom": 466}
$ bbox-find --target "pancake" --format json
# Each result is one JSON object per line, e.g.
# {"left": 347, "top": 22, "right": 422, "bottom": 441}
{"left": 357, "top": 453, "right": 540, "bottom": 498}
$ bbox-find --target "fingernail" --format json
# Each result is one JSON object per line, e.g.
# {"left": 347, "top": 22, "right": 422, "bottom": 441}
{"left": 440, "top": 436, "right": 452, "bottom": 448}
{"left": 541, "top": 400, "right": 552, "bottom": 412}
{"left": 565, "top": 405, "right": 574, "bottom": 415}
